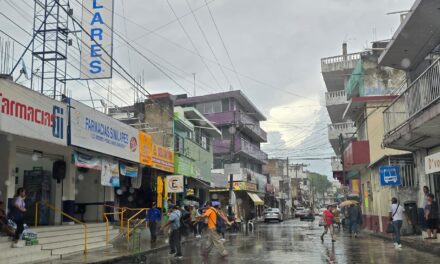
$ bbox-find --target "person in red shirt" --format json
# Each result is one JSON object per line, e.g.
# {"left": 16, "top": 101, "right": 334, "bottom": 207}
{"left": 321, "top": 205, "right": 336, "bottom": 243}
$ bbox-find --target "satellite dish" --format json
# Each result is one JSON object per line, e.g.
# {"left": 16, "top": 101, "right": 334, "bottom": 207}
{"left": 21, "top": 59, "right": 29, "bottom": 79}
{"left": 15, "top": 59, "right": 29, "bottom": 82}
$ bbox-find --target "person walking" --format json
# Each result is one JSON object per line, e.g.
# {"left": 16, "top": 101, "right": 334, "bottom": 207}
{"left": 321, "top": 205, "right": 336, "bottom": 243}
{"left": 161, "top": 205, "right": 182, "bottom": 259}
{"left": 331, "top": 206, "right": 341, "bottom": 230}
{"left": 190, "top": 205, "right": 201, "bottom": 238}
{"left": 347, "top": 203, "right": 360, "bottom": 237}
{"left": 389, "top": 197, "right": 405, "bottom": 249}
{"left": 198, "top": 201, "right": 230, "bottom": 257}
{"left": 146, "top": 202, "right": 161, "bottom": 243}
{"left": 9, "top": 188, "right": 26, "bottom": 248}
{"left": 424, "top": 193, "right": 438, "bottom": 240}
{"left": 213, "top": 202, "right": 226, "bottom": 241}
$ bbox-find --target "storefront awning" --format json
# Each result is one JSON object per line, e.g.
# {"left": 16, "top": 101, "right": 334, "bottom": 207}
{"left": 247, "top": 192, "right": 264, "bottom": 206}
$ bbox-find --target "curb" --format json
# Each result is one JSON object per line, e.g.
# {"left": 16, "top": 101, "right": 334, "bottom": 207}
{"left": 364, "top": 230, "right": 440, "bottom": 257}
{"left": 90, "top": 238, "right": 197, "bottom": 264}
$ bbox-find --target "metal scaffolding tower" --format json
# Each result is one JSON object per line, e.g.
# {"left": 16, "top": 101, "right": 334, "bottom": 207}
{"left": 31, "top": 0, "right": 70, "bottom": 100}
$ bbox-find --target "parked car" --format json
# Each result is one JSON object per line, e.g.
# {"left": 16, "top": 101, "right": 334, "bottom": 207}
{"left": 294, "top": 207, "right": 307, "bottom": 218}
{"left": 264, "top": 208, "right": 283, "bottom": 223}
{"left": 299, "top": 208, "right": 315, "bottom": 221}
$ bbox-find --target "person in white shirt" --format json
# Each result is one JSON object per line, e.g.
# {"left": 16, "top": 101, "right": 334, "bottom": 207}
{"left": 389, "top": 197, "right": 406, "bottom": 249}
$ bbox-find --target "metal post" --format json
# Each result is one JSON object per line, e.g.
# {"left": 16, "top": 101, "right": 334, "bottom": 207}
{"left": 286, "top": 157, "right": 289, "bottom": 218}
{"left": 339, "top": 133, "right": 346, "bottom": 189}
{"left": 229, "top": 173, "right": 233, "bottom": 216}
{"left": 229, "top": 111, "right": 236, "bottom": 216}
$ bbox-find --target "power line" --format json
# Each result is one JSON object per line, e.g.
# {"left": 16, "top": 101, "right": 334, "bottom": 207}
{"left": 166, "top": 0, "right": 223, "bottom": 91}
{"left": 184, "top": 0, "right": 231, "bottom": 86}
{"left": 203, "top": 0, "right": 243, "bottom": 91}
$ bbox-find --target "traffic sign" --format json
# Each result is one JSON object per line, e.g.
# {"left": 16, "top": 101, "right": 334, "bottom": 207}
{"left": 379, "top": 166, "right": 401, "bottom": 186}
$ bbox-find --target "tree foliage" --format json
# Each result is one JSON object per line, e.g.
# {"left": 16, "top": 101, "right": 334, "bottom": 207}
{"left": 307, "top": 172, "right": 332, "bottom": 196}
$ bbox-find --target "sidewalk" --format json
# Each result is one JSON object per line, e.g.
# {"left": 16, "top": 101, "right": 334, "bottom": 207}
{"left": 47, "top": 229, "right": 196, "bottom": 264}
{"left": 364, "top": 230, "right": 440, "bottom": 257}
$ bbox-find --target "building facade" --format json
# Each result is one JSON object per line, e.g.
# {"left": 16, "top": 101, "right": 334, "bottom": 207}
{"left": 379, "top": 0, "right": 440, "bottom": 229}
{"left": 176, "top": 91, "right": 268, "bottom": 218}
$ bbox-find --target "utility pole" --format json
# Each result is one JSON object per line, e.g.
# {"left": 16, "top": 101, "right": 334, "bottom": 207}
{"left": 339, "top": 133, "right": 346, "bottom": 190}
{"left": 286, "top": 157, "right": 289, "bottom": 218}
{"left": 228, "top": 111, "right": 236, "bottom": 216}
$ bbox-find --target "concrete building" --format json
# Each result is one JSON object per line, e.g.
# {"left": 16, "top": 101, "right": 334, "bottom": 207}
{"left": 173, "top": 106, "right": 221, "bottom": 205}
{"left": 321, "top": 44, "right": 363, "bottom": 184}
{"left": 175, "top": 91, "right": 268, "bottom": 172}
{"left": 379, "top": 0, "right": 440, "bottom": 228}
{"left": 175, "top": 91, "right": 268, "bottom": 219}
{"left": 263, "top": 159, "right": 290, "bottom": 217}
{"left": 321, "top": 37, "right": 420, "bottom": 234}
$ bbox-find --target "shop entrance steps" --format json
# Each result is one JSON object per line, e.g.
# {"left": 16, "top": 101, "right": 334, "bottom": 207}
{"left": 0, "top": 223, "right": 119, "bottom": 264}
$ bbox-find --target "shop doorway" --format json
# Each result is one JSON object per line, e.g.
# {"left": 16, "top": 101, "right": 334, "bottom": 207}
{"left": 15, "top": 151, "right": 63, "bottom": 226}
{"left": 427, "top": 173, "right": 440, "bottom": 213}
{"left": 75, "top": 168, "right": 106, "bottom": 223}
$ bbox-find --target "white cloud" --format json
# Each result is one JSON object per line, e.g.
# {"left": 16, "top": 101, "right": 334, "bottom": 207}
{"left": 263, "top": 96, "right": 322, "bottom": 148}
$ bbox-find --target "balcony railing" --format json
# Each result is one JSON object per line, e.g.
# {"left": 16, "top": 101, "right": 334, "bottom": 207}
{"left": 238, "top": 112, "right": 267, "bottom": 141}
{"left": 240, "top": 138, "right": 268, "bottom": 161}
{"left": 321, "top": 52, "right": 363, "bottom": 73}
{"left": 212, "top": 138, "right": 268, "bottom": 162}
{"left": 203, "top": 111, "right": 267, "bottom": 141}
{"left": 325, "top": 90, "right": 347, "bottom": 106}
{"left": 384, "top": 57, "right": 440, "bottom": 135}
{"left": 328, "top": 122, "right": 356, "bottom": 140}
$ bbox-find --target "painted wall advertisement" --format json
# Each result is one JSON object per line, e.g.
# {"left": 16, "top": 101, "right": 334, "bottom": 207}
{"left": 152, "top": 144, "right": 174, "bottom": 173}
{"left": 0, "top": 79, "right": 67, "bottom": 145}
{"left": 166, "top": 175, "right": 184, "bottom": 193}
{"left": 69, "top": 99, "right": 139, "bottom": 162}
{"left": 139, "top": 131, "right": 153, "bottom": 165}
{"left": 80, "top": 0, "right": 114, "bottom": 79}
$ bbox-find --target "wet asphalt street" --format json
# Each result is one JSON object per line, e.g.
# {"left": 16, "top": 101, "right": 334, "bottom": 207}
{"left": 114, "top": 219, "right": 439, "bottom": 264}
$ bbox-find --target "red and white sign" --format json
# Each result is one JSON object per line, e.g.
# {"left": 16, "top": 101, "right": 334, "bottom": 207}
{"left": 0, "top": 79, "right": 67, "bottom": 145}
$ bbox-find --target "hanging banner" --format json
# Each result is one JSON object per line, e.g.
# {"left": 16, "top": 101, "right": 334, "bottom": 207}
{"left": 101, "top": 158, "right": 119, "bottom": 187}
{"left": 119, "top": 163, "right": 138, "bottom": 178}
{"left": 69, "top": 99, "right": 139, "bottom": 162}
{"left": 139, "top": 131, "right": 153, "bottom": 165}
{"left": 351, "top": 179, "right": 360, "bottom": 194}
{"left": 152, "top": 144, "right": 175, "bottom": 173}
{"left": 0, "top": 79, "right": 67, "bottom": 146}
{"left": 80, "top": 0, "right": 114, "bottom": 79}
{"left": 157, "top": 176, "right": 163, "bottom": 208}
{"left": 73, "top": 151, "right": 101, "bottom": 170}
{"left": 166, "top": 175, "right": 184, "bottom": 193}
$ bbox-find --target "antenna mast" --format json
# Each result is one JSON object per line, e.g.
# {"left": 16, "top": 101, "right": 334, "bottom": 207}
{"left": 31, "top": 0, "right": 70, "bottom": 100}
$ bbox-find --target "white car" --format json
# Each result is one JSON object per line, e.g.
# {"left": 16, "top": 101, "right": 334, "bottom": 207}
{"left": 264, "top": 208, "right": 283, "bottom": 223}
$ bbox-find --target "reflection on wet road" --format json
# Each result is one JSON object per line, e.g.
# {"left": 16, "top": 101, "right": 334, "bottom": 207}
{"left": 115, "top": 219, "right": 439, "bottom": 264}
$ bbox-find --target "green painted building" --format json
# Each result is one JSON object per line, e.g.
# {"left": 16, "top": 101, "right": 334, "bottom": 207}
{"left": 174, "top": 107, "right": 221, "bottom": 201}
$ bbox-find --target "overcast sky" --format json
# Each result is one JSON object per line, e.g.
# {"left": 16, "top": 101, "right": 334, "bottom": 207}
{"left": 0, "top": 0, "right": 414, "bottom": 177}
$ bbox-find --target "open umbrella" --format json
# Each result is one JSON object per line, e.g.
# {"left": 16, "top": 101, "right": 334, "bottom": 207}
{"left": 339, "top": 200, "right": 359, "bottom": 207}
